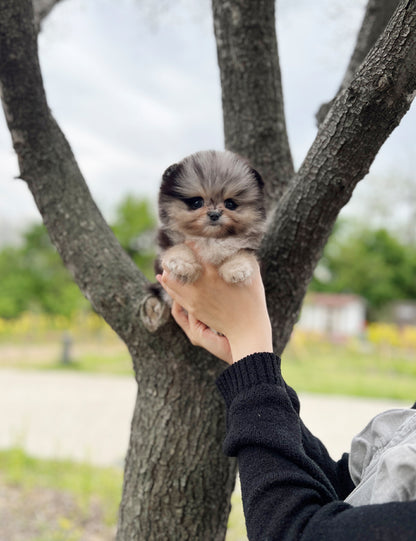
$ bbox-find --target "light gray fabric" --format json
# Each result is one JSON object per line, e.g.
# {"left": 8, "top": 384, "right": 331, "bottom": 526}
{"left": 345, "top": 408, "right": 416, "bottom": 506}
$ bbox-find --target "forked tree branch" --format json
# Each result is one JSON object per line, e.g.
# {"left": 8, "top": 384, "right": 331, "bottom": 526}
{"left": 316, "top": 0, "right": 401, "bottom": 125}
{"left": 0, "top": 0, "right": 154, "bottom": 343}
{"left": 262, "top": 0, "right": 416, "bottom": 353}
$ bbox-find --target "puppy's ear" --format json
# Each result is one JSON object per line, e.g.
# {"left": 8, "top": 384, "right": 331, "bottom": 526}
{"left": 162, "top": 163, "right": 182, "bottom": 182}
{"left": 161, "top": 163, "right": 184, "bottom": 198}
{"left": 250, "top": 168, "right": 264, "bottom": 189}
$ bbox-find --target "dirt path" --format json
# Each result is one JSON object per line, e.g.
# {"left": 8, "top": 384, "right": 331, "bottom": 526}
{"left": 0, "top": 369, "right": 136, "bottom": 466}
{"left": 0, "top": 369, "right": 409, "bottom": 465}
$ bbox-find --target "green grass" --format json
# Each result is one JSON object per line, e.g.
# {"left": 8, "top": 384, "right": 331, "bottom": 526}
{"left": 0, "top": 446, "right": 248, "bottom": 540}
{"left": 44, "top": 351, "right": 133, "bottom": 375}
{"left": 0, "top": 340, "right": 133, "bottom": 375}
{"left": 226, "top": 490, "right": 248, "bottom": 540}
{"left": 283, "top": 340, "right": 416, "bottom": 402}
{"left": 0, "top": 446, "right": 123, "bottom": 526}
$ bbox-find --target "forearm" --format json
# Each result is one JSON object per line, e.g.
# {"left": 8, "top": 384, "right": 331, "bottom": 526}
{"left": 284, "top": 382, "right": 354, "bottom": 499}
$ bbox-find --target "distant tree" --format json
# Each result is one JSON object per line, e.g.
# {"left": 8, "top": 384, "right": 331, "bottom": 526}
{"left": 0, "top": 248, "right": 35, "bottom": 318}
{"left": 0, "top": 0, "right": 415, "bottom": 539}
{"left": 0, "top": 196, "right": 156, "bottom": 318}
{"left": 111, "top": 196, "right": 156, "bottom": 280}
{"left": 311, "top": 223, "right": 416, "bottom": 318}
{"left": 0, "top": 224, "right": 86, "bottom": 318}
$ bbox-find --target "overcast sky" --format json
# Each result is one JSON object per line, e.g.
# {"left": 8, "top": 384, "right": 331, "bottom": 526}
{"left": 0, "top": 0, "right": 414, "bottom": 242}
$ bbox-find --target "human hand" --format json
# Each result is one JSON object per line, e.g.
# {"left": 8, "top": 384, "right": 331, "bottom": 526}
{"left": 157, "top": 260, "right": 273, "bottom": 363}
{"left": 170, "top": 302, "right": 233, "bottom": 364}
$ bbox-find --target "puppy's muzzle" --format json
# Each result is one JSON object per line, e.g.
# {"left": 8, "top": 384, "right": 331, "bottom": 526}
{"left": 207, "top": 210, "right": 222, "bottom": 222}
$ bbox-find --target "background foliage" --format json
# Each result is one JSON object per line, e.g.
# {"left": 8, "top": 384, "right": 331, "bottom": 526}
{"left": 310, "top": 219, "right": 416, "bottom": 319}
{"left": 0, "top": 196, "right": 157, "bottom": 319}
{"left": 2, "top": 199, "right": 415, "bottom": 321}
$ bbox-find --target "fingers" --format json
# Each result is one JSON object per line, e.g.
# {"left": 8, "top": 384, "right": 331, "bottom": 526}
{"left": 170, "top": 303, "right": 233, "bottom": 364}
{"left": 171, "top": 302, "right": 189, "bottom": 331}
{"left": 171, "top": 301, "right": 208, "bottom": 343}
{"left": 157, "top": 272, "right": 193, "bottom": 312}
{"left": 170, "top": 302, "right": 196, "bottom": 346}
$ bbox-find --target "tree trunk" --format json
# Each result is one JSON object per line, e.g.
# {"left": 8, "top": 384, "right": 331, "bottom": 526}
{"left": 118, "top": 322, "right": 237, "bottom": 540}
{"left": 264, "top": 0, "right": 416, "bottom": 353}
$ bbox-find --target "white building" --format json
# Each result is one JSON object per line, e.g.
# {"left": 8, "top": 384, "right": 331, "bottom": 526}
{"left": 297, "top": 293, "right": 366, "bottom": 338}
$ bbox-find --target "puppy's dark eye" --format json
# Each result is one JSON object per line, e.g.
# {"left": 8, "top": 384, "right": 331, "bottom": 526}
{"left": 224, "top": 199, "right": 238, "bottom": 210}
{"left": 185, "top": 197, "right": 204, "bottom": 210}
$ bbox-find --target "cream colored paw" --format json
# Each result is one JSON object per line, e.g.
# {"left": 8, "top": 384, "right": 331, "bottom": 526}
{"left": 165, "top": 258, "right": 202, "bottom": 283}
{"left": 219, "top": 253, "right": 256, "bottom": 283}
{"left": 162, "top": 245, "right": 202, "bottom": 283}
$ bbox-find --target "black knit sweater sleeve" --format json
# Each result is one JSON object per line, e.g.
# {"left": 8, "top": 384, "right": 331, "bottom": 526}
{"left": 216, "top": 353, "right": 416, "bottom": 541}
{"left": 283, "top": 382, "right": 354, "bottom": 500}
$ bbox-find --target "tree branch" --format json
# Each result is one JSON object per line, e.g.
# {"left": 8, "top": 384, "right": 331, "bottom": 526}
{"left": 316, "top": 0, "right": 401, "bottom": 125}
{"left": 212, "top": 0, "right": 294, "bottom": 208}
{"left": 0, "top": 0, "right": 152, "bottom": 343}
{"left": 262, "top": 0, "right": 416, "bottom": 353}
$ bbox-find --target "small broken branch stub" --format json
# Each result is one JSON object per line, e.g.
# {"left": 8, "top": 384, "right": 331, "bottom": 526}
{"left": 140, "top": 294, "right": 171, "bottom": 332}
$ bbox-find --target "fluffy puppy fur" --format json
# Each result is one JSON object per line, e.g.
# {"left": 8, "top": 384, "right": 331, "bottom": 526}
{"left": 151, "top": 150, "right": 266, "bottom": 296}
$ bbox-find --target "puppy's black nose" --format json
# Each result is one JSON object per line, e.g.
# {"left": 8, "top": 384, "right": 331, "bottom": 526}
{"left": 207, "top": 210, "right": 222, "bottom": 222}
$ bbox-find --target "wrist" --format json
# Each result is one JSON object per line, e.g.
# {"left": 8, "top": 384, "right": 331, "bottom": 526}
{"left": 229, "top": 326, "right": 273, "bottom": 363}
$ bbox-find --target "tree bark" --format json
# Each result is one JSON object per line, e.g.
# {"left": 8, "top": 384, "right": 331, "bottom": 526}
{"left": 212, "top": 0, "right": 294, "bottom": 207}
{"left": 316, "top": 0, "right": 401, "bottom": 124}
{"left": 0, "top": 1, "right": 237, "bottom": 539}
{"left": 118, "top": 322, "right": 237, "bottom": 540}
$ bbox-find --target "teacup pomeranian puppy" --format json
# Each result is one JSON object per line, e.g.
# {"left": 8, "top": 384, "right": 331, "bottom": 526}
{"left": 151, "top": 149, "right": 266, "bottom": 297}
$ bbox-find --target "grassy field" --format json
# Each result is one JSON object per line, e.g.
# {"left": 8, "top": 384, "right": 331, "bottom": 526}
{"left": 0, "top": 447, "right": 121, "bottom": 541}
{"left": 283, "top": 333, "right": 416, "bottom": 401}
{"left": 1, "top": 342, "right": 416, "bottom": 401}
{"left": 0, "top": 340, "right": 133, "bottom": 374}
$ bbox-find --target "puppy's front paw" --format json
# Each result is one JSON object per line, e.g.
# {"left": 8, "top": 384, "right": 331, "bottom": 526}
{"left": 165, "top": 259, "right": 202, "bottom": 283}
{"left": 219, "top": 254, "right": 255, "bottom": 284}
{"left": 162, "top": 246, "right": 202, "bottom": 283}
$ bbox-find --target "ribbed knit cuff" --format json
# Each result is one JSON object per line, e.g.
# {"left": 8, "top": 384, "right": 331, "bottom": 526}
{"left": 216, "top": 352, "right": 282, "bottom": 408}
